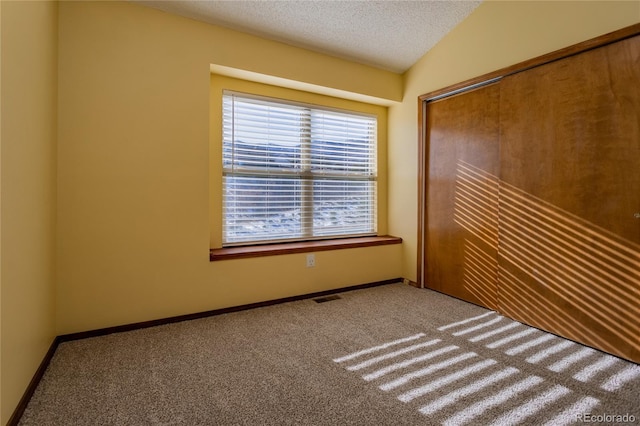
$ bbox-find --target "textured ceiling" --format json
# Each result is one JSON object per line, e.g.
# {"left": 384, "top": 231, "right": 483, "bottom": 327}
{"left": 132, "top": 1, "right": 481, "bottom": 73}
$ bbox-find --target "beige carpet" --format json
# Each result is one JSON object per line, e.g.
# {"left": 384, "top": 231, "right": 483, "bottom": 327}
{"left": 19, "top": 283, "right": 640, "bottom": 425}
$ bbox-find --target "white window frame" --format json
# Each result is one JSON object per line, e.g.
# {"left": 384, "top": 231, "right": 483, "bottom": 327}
{"left": 222, "top": 90, "right": 378, "bottom": 246}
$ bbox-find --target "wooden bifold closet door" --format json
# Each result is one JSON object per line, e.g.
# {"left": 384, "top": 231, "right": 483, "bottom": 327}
{"left": 498, "top": 35, "right": 640, "bottom": 362}
{"left": 425, "top": 84, "right": 500, "bottom": 310}
{"left": 423, "top": 31, "right": 640, "bottom": 363}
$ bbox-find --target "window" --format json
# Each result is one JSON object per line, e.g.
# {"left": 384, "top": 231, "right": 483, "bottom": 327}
{"left": 222, "top": 91, "right": 377, "bottom": 246}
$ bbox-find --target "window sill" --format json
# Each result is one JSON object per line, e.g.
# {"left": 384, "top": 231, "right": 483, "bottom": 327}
{"left": 210, "top": 235, "right": 402, "bottom": 262}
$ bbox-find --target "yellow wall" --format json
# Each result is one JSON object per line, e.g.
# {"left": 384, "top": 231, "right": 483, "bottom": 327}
{"left": 56, "top": 1, "right": 402, "bottom": 335}
{"left": 388, "top": 0, "right": 640, "bottom": 282}
{"left": 0, "top": 1, "right": 58, "bottom": 423}
{"left": 1, "top": 1, "right": 3, "bottom": 416}
{"left": 1, "top": 1, "right": 3, "bottom": 417}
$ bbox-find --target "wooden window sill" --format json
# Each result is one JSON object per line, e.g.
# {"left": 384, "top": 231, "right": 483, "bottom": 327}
{"left": 210, "top": 235, "right": 402, "bottom": 261}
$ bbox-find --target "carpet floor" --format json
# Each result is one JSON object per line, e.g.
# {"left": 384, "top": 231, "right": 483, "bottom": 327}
{"left": 19, "top": 283, "right": 640, "bottom": 425}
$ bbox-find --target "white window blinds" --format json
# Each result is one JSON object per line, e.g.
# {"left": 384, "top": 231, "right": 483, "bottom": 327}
{"left": 222, "top": 91, "right": 377, "bottom": 245}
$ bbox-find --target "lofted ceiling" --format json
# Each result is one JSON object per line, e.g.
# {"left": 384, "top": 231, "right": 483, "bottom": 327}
{"left": 131, "top": 0, "right": 482, "bottom": 73}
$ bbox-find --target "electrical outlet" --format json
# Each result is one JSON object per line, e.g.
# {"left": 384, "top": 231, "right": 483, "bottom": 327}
{"left": 306, "top": 254, "right": 316, "bottom": 267}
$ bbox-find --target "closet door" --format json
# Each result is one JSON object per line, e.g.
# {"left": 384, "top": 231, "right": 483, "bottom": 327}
{"left": 498, "top": 35, "right": 640, "bottom": 362}
{"left": 425, "top": 84, "right": 500, "bottom": 310}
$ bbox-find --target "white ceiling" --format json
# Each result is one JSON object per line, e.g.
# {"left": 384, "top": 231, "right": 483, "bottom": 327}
{"left": 132, "top": 1, "right": 482, "bottom": 73}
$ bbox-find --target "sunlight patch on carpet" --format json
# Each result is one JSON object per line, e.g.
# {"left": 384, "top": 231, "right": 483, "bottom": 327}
{"left": 332, "top": 312, "right": 639, "bottom": 424}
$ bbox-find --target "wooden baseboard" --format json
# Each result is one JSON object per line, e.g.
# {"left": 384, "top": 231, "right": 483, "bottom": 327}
{"left": 403, "top": 278, "right": 420, "bottom": 288}
{"left": 7, "top": 336, "right": 60, "bottom": 426}
{"left": 59, "top": 278, "right": 403, "bottom": 343}
{"left": 8, "top": 277, "right": 405, "bottom": 424}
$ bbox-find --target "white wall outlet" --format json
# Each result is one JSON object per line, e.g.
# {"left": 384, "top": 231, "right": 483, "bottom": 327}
{"left": 306, "top": 254, "right": 316, "bottom": 268}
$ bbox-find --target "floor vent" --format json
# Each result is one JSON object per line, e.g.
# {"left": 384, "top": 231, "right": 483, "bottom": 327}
{"left": 313, "top": 295, "right": 342, "bottom": 303}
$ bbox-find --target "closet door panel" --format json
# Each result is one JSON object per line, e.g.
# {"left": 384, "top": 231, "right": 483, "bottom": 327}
{"left": 498, "top": 35, "right": 640, "bottom": 362}
{"left": 426, "top": 84, "right": 500, "bottom": 309}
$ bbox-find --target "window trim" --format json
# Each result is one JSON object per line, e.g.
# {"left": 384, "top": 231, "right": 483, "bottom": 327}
{"left": 210, "top": 235, "right": 402, "bottom": 261}
{"left": 210, "top": 74, "right": 390, "bottom": 251}
{"left": 222, "top": 90, "right": 378, "bottom": 246}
